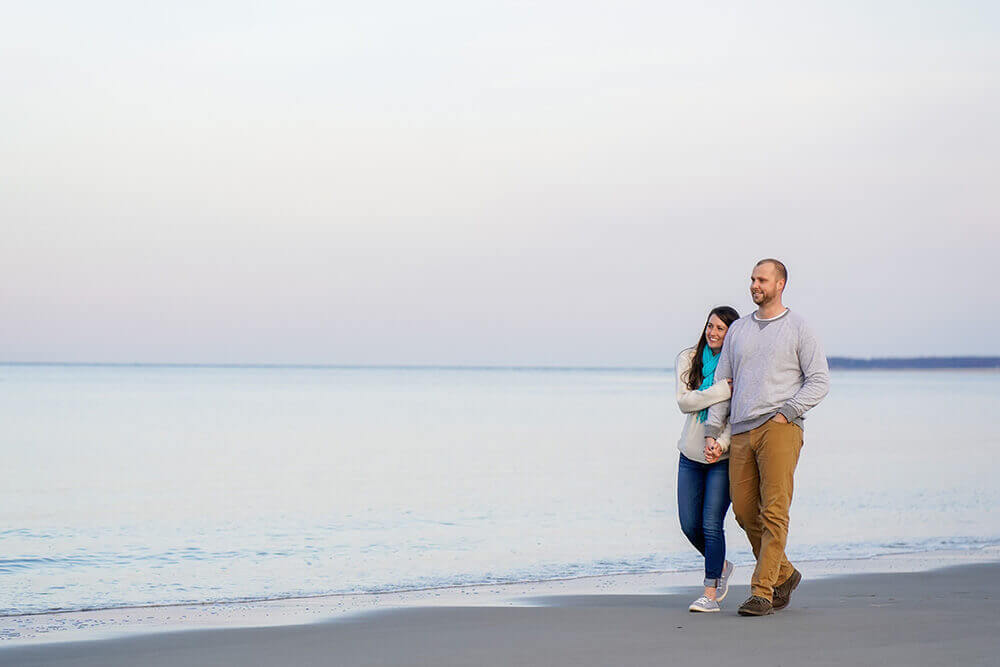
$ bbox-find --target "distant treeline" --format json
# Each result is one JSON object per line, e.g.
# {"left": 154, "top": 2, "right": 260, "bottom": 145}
{"left": 828, "top": 357, "right": 1000, "bottom": 370}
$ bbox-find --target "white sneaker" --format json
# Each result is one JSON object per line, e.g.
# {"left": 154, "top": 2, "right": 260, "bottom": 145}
{"left": 689, "top": 595, "right": 720, "bottom": 612}
{"left": 716, "top": 560, "right": 734, "bottom": 602}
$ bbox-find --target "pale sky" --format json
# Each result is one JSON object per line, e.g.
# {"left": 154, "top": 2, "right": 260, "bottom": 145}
{"left": 3, "top": 1, "right": 998, "bottom": 365}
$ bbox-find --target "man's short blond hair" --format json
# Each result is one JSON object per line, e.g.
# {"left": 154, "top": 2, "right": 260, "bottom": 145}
{"left": 755, "top": 258, "right": 787, "bottom": 284}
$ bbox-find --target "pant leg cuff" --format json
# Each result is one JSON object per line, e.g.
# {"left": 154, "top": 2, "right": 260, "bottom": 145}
{"left": 704, "top": 577, "right": 720, "bottom": 588}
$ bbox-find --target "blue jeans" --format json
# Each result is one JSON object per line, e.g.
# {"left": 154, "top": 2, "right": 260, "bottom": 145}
{"left": 677, "top": 453, "right": 731, "bottom": 586}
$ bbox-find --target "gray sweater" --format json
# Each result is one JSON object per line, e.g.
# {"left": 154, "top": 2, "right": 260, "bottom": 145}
{"left": 704, "top": 309, "right": 830, "bottom": 438}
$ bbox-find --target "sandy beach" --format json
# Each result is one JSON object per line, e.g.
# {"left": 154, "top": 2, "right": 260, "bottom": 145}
{"left": 3, "top": 549, "right": 998, "bottom": 667}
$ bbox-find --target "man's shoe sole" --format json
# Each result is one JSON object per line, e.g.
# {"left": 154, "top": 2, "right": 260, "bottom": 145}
{"left": 772, "top": 569, "right": 802, "bottom": 611}
{"left": 737, "top": 606, "right": 774, "bottom": 616}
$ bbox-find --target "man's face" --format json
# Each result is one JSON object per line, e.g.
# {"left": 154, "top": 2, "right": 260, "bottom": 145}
{"left": 750, "top": 263, "right": 784, "bottom": 305}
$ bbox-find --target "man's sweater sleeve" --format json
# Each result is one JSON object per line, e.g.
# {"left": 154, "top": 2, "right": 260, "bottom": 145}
{"left": 676, "top": 350, "right": 732, "bottom": 414}
{"left": 703, "top": 335, "right": 733, "bottom": 439}
{"left": 778, "top": 324, "right": 830, "bottom": 421}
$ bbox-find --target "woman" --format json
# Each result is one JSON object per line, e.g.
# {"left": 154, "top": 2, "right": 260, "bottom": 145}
{"left": 675, "top": 305, "right": 740, "bottom": 612}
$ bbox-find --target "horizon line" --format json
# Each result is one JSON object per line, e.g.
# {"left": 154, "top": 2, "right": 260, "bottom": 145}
{"left": 2, "top": 356, "right": 999, "bottom": 372}
{"left": 0, "top": 361, "right": 665, "bottom": 371}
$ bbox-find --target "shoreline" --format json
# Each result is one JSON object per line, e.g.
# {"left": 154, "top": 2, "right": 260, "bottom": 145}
{"left": 4, "top": 547, "right": 999, "bottom": 667}
{"left": 3, "top": 544, "right": 998, "bottom": 651}
{"left": 5, "top": 539, "right": 998, "bottom": 621}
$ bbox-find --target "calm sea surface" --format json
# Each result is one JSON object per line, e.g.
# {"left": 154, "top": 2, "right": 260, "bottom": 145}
{"left": 2, "top": 365, "right": 998, "bottom": 615}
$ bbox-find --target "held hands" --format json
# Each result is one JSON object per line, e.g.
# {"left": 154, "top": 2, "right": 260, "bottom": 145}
{"left": 772, "top": 413, "right": 789, "bottom": 424}
{"left": 704, "top": 437, "right": 723, "bottom": 463}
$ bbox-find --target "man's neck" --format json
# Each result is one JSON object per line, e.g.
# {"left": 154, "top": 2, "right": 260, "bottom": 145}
{"left": 756, "top": 301, "right": 787, "bottom": 320}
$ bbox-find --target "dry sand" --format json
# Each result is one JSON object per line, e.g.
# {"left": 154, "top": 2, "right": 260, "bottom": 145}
{"left": 3, "top": 554, "right": 998, "bottom": 666}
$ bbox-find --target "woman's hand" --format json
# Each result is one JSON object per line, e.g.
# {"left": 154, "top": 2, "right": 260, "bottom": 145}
{"left": 704, "top": 439, "right": 723, "bottom": 463}
{"left": 772, "top": 413, "right": 788, "bottom": 424}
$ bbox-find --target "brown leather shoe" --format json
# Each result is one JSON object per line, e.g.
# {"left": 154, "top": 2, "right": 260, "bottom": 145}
{"left": 738, "top": 595, "right": 773, "bottom": 616}
{"left": 772, "top": 568, "right": 802, "bottom": 611}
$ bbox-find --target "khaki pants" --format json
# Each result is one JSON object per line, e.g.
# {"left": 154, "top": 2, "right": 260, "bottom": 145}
{"left": 729, "top": 419, "right": 803, "bottom": 600}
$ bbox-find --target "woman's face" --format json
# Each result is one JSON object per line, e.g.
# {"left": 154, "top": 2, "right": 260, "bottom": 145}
{"left": 704, "top": 314, "right": 729, "bottom": 352}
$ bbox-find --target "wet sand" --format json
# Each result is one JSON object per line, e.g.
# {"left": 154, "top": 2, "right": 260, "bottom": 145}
{"left": 3, "top": 559, "right": 998, "bottom": 666}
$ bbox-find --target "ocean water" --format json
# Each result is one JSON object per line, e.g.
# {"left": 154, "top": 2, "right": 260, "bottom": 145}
{"left": 1, "top": 365, "right": 998, "bottom": 616}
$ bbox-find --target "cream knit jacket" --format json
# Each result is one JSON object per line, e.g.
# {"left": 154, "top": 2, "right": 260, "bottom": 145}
{"left": 675, "top": 347, "right": 732, "bottom": 463}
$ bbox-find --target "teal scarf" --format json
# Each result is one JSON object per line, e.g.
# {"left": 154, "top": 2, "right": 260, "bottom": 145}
{"left": 696, "top": 346, "right": 720, "bottom": 423}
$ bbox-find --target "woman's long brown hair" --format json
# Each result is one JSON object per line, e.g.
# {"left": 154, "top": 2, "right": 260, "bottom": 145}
{"left": 685, "top": 306, "right": 740, "bottom": 390}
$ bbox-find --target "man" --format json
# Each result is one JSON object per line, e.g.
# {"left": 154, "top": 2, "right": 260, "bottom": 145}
{"left": 703, "top": 258, "right": 829, "bottom": 616}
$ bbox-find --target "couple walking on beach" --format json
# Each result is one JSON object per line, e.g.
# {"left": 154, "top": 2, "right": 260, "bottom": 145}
{"left": 674, "top": 258, "right": 830, "bottom": 616}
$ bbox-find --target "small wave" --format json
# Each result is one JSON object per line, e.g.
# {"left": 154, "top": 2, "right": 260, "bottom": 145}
{"left": 0, "top": 555, "right": 103, "bottom": 573}
{"left": 0, "top": 529, "right": 35, "bottom": 538}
